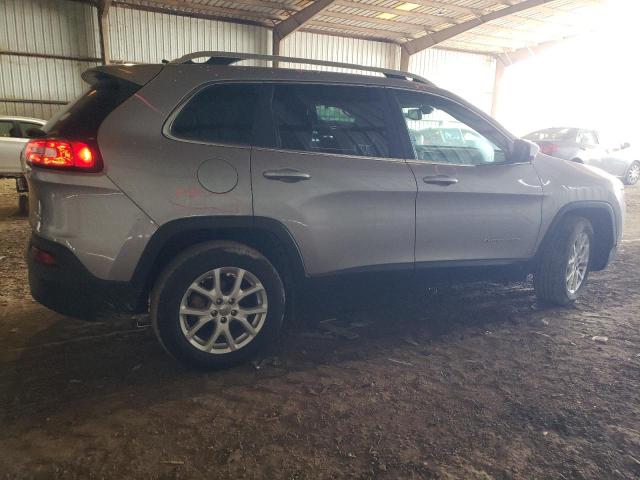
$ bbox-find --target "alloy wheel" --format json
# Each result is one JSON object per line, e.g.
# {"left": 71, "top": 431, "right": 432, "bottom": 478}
{"left": 628, "top": 163, "right": 640, "bottom": 184}
{"left": 179, "top": 267, "right": 268, "bottom": 354}
{"left": 565, "top": 232, "right": 590, "bottom": 295}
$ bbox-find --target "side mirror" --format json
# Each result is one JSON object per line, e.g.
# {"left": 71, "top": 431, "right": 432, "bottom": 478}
{"left": 511, "top": 138, "right": 539, "bottom": 163}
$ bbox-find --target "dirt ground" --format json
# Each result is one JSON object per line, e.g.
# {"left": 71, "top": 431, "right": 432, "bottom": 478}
{"left": 0, "top": 179, "right": 639, "bottom": 480}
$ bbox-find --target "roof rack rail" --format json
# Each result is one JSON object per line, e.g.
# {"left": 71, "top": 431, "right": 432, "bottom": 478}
{"left": 169, "top": 51, "right": 432, "bottom": 85}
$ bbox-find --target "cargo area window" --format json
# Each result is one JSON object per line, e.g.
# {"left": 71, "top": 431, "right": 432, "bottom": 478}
{"left": 271, "top": 84, "right": 391, "bottom": 158}
{"left": 171, "top": 84, "right": 260, "bottom": 146}
{"left": 45, "top": 78, "right": 140, "bottom": 139}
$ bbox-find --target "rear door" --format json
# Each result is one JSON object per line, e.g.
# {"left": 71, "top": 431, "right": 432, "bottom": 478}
{"left": 392, "top": 89, "right": 543, "bottom": 264}
{"left": 251, "top": 83, "right": 417, "bottom": 276}
{"left": 0, "top": 120, "right": 27, "bottom": 175}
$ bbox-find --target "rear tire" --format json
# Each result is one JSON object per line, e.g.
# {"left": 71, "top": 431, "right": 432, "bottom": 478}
{"left": 534, "top": 216, "right": 593, "bottom": 306}
{"left": 624, "top": 161, "right": 640, "bottom": 185}
{"left": 150, "top": 241, "right": 285, "bottom": 369}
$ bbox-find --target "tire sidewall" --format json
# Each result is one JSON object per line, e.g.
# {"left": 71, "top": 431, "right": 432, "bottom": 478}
{"left": 152, "top": 245, "right": 285, "bottom": 369}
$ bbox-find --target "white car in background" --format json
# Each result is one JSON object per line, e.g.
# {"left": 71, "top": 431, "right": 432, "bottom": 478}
{"left": 0, "top": 116, "right": 46, "bottom": 212}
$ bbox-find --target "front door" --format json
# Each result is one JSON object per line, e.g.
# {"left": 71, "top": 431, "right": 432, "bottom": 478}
{"left": 391, "top": 89, "right": 543, "bottom": 264}
{"left": 251, "top": 83, "right": 417, "bottom": 276}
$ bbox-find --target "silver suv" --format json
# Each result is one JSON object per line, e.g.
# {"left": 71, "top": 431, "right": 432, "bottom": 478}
{"left": 25, "top": 52, "right": 625, "bottom": 368}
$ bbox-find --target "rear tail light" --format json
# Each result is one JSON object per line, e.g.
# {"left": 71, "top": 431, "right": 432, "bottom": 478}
{"left": 24, "top": 139, "right": 102, "bottom": 172}
{"left": 538, "top": 143, "right": 558, "bottom": 155}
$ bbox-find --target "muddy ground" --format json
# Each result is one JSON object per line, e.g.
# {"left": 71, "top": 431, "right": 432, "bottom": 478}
{"left": 0, "top": 179, "right": 639, "bottom": 479}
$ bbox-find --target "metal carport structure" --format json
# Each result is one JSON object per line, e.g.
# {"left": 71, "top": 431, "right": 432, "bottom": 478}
{"left": 0, "top": 0, "right": 605, "bottom": 118}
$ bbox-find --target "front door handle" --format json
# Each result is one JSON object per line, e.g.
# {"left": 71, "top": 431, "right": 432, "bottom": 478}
{"left": 423, "top": 175, "right": 458, "bottom": 186}
{"left": 263, "top": 168, "right": 311, "bottom": 183}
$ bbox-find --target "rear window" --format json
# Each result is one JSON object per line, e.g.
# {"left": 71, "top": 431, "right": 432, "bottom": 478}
{"left": 525, "top": 128, "right": 577, "bottom": 141}
{"left": 170, "top": 84, "right": 260, "bottom": 146}
{"left": 45, "top": 78, "right": 139, "bottom": 139}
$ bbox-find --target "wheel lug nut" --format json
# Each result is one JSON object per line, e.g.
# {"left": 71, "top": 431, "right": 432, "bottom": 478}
{"left": 211, "top": 310, "right": 217, "bottom": 316}
{"left": 221, "top": 317, "right": 227, "bottom": 323}
{"left": 231, "top": 310, "right": 237, "bottom": 316}
{"left": 216, "top": 299, "right": 223, "bottom": 305}
{"left": 228, "top": 298, "right": 235, "bottom": 304}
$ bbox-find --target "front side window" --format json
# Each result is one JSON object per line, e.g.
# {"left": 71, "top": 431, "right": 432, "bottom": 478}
{"left": 272, "top": 84, "right": 391, "bottom": 158}
{"left": 394, "top": 90, "right": 506, "bottom": 165}
{"left": 171, "top": 83, "right": 260, "bottom": 145}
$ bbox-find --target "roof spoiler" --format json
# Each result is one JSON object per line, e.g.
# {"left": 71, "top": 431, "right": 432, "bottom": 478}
{"left": 81, "top": 64, "right": 164, "bottom": 86}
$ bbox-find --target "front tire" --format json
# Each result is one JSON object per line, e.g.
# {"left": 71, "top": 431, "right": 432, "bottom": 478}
{"left": 624, "top": 161, "right": 640, "bottom": 185}
{"left": 151, "top": 241, "right": 285, "bottom": 369}
{"left": 534, "top": 216, "right": 593, "bottom": 306}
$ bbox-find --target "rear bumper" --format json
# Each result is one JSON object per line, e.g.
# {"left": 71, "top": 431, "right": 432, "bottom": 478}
{"left": 27, "top": 234, "right": 145, "bottom": 319}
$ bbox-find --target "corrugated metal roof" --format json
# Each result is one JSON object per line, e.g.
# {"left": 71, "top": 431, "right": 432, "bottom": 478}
{"left": 108, "top": 0, "right": 605, "bottom": 54}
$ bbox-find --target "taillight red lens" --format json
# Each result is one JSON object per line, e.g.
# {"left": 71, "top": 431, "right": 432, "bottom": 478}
{"left": 25, "top": 140, "right": 102, "bottom": 172}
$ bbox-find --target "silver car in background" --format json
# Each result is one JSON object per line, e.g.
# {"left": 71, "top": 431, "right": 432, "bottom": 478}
{"left": 0, "top": 116, "right": 47, "bottom": 212}
{"left": 524, "top": 127, "right": 640, "bottom": 185}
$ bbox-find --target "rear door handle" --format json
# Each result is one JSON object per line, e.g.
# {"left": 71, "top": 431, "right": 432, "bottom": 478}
{"left": 423, "top": 175, "right": 458, "bottom": 186}
{"left": 263, "top": 168, "right": 311, "bottom": 183}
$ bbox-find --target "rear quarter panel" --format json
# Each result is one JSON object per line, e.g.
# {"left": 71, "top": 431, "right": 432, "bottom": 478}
{"left": 97, "top": 66, "right": 254, "bottom": 226}
{"left": 27, "top": 169, "right": 157, "bottom": 281}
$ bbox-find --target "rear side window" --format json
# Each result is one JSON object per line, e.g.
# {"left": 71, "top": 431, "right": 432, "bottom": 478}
{"left": 0, "top": 121, "right": 15, "bottom": 138}
{"left": 45, "top": 78, "right": 139, "bottom": 139}
{"left": 272, "top": 84, "right": 391, "bottom": 158}
{"left": 18, "top": 121, "right": 43, "bottom": 138}
{"left": 170, "top": 84, "right": 260, "bottom": 146}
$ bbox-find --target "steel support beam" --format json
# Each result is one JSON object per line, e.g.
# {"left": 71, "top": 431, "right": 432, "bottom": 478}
{"left": 98, "top": 0, "right": 112, "bottom": 65}
{"left": 402, "top": 0, "right": 556, "bottom": 58}
{"left": 491, "top": 60, "right": 505, "bottom": 117}
{"left": 272, "top": 0, "right": 337, "bottom": 65}
{"left": 491, "top": 38, "right": 565, "bottom": 119}
{"left": 399, "top": 46, "right": 410, "bottom": 72}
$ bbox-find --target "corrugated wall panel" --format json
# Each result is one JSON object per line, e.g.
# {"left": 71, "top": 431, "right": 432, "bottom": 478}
{"left": 409, "top": 49, "right": 496, "bottom": 113}
{"left": 279, "top": 31, "right": 400, "bottom": 74}
{"left": 109, "top": 6, "right": 272, "bottom": 64}
{"left": 0, "top": 101, "right": 63, "bottom": 120}
{"left": 0, "top": 0, "right": 100, "bottom": 119}
{"left": 0, "top": 0, "right": 100, "bottom": 58}
{"left": 0, "top": 55, "right": 97, "bottom": 103}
